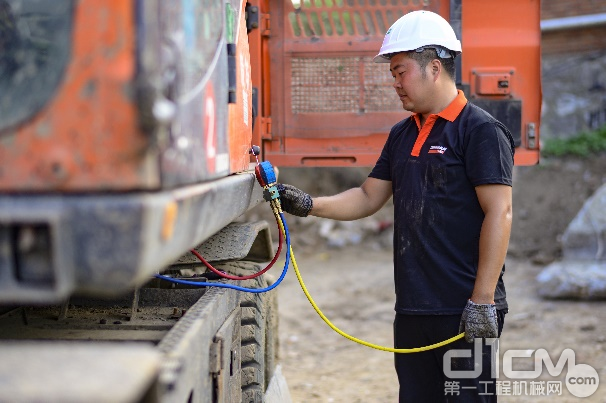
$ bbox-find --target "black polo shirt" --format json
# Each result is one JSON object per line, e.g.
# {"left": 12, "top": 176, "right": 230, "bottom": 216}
{"left": 369, "top": 91, "right": 513, "bottom": 315}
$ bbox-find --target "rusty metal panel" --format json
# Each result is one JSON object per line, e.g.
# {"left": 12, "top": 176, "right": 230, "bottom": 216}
{"left": 0, "top": 0, "right": 246, "bottom": 191}
{"left": 265, "top": 0, "right": 447, "bottom": 167}
{"left": 0, "top": 0, "right": 157, "bottom": 191}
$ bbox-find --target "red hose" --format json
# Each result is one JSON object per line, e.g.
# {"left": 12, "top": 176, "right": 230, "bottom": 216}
{"left": 190, "top": 218, "right": 283, "bottom": 280}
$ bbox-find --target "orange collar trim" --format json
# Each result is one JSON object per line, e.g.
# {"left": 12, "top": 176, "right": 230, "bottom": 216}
{"left": 409, "top": 90, "right": 468, "bottom": 157}
{"left": 412, "top": 90, "right": 468, "bottom": 129}
{"left": 437, "top": 89, "right": 467, "bottom": 122}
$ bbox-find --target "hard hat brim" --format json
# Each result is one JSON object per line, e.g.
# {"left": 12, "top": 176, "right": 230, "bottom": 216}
{"left": 373, "top": 54, "right": 391, "bottom": 64}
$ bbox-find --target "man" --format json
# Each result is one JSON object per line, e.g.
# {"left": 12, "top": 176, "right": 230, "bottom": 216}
{"left": 278, "top": 10, "right": 514, "bottom": 402}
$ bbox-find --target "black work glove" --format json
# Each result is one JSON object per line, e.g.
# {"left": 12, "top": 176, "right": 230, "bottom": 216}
{"left": 458, "top": 300, "right": 498, "bottom": 343}
{"left": 276, "top": 183, "right": 313, "bottom": 217}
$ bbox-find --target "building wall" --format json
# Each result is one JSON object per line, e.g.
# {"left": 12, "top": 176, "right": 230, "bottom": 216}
{"left": 542, "top": 26, "right": 605, "bottom": 55}
{"left": 539, "top": 0, "right": 606, "bottom": 139}
{"left": 541, "top": 0, "right": 606, "bottom": 55}
{"left": 541, "top": 0, "right": 606, "bottom": 19}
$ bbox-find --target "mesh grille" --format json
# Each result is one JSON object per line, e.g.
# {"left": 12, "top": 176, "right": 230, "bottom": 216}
{"left": 288, "top": 0, "right": 429, "bottom": 38}
{"left": 291, "top": 56, "right": 401, "bottom": 114}
{"left": 363, "top": 58, "right": 402, "bottom": 112}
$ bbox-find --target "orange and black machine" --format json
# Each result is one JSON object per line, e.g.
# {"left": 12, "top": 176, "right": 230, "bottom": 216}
{"left": 0, "top": 0, "right": 541, "bottom": 303}
{"left": 254, "top": 0, "right": 541, "bottom": 166}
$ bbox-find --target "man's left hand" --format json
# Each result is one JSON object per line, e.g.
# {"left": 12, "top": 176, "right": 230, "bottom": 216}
{"left": 458, "top": 300, "right": 498, "bottom": 343}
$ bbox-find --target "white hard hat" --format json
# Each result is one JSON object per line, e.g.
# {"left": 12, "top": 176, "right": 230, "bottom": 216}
{"left": 373, "top": 10, "right": 462, "bottom": 63}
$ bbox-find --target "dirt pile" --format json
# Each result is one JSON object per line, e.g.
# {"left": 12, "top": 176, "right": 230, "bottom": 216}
{"left": 509, "top": 153, "right": 606, "bottom": 264}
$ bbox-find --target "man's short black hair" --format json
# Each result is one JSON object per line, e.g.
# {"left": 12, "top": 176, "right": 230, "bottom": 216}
{"left": 404, "top": 48, "right": 456, "bottom": 81}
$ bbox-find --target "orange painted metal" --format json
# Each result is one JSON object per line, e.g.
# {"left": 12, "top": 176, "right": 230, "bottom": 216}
{"left": 0, "top": 1, "right": 155, "bottom": 192}
{"left": 462, "top": 0, "right": 541, "bottom": 165}
{"left": 248, "top": 0, "right": 275, "bottom": 169}
{"left": 228, "top": 0, "right": 254, "bottom": 173}
{"left": 248, "top": 0, "right": 272, "bottom": 160}
{"left": 474, "top": 72, "right": 511, "bottom": 96}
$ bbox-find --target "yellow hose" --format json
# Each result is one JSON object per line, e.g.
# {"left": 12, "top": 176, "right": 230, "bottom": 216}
{"left": 276, "top": 213, "right": 465, "bottom": 353}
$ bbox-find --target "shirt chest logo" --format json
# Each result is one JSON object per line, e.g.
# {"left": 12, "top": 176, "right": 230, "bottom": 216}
{"left": 428, "top": 145, "right": 448, "bottom": 155}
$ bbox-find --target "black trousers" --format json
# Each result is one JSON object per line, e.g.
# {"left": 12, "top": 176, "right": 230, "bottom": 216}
{"left": 394, "top": 310, "right": 506, "bottom": 403}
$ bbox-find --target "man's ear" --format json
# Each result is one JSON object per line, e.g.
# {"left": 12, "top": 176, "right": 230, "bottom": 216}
{"left": 430, "top": 59, "right": 441, "bottom": 81}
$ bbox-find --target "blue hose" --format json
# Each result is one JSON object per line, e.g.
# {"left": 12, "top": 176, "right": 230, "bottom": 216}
{"left": 154, "top": 212, "right": 290, "bottom": 293}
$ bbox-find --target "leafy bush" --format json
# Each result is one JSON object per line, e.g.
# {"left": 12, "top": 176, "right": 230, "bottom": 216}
{"left": 542, "top": 125, "right": 606, "bottom": 157}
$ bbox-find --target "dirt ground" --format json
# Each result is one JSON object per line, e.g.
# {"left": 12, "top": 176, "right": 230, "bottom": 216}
{"left": 264, "top": 153, "right": 606, "bottom": 402}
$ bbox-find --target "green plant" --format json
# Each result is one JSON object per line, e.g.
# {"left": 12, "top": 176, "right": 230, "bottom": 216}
{"left": 541, "top": 125, "right": 606, "bottom": 158}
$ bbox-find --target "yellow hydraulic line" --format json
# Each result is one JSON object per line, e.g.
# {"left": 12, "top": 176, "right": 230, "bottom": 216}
{"left": 274, "top": 209, "right": 465, "bottom": 353}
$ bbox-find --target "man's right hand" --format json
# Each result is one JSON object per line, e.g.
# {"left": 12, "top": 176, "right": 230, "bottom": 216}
{"left": 277, "top": 184, "right": 313, "bottom": 217}
{"left": 458, "top": 300, "right": 498, "bottom": 343}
